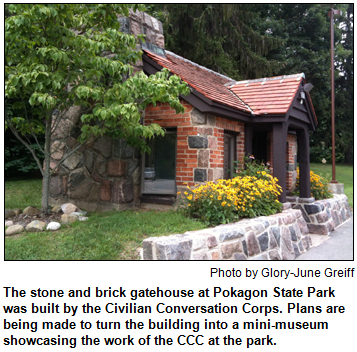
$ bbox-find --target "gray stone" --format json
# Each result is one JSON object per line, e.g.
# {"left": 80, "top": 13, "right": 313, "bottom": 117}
{"left": 47, "top": 222, "right": 61, "bottom": 231}
{"left": 191, "top": 108, "right": 206, "bottom": 124}
{"left": 280, "top": 236, "right": 295, "bottom": 260}
{"left": 5, "top": 225, "right": 24, "bottom": 236}
{"left": 142, "top": 238, "right": 155, "bottom": 260}
{"left": 220, "top": 241, "right": 242, "bottom": 259}
{"left": 270, "top": 226, "right": 281, "bottom": 245}
{"left": 79, "top": 216, "right": 89, "bottom": 221}
{"left": 93, "top": 153, "right": 106, "bottom": 177}
{"left": 341, "top": 208, "right": 346, "bottom": 222}
{"left": 297, "top": 218, "right": 309, "bottom": 235}
{"left": 5, "top": 220, "right": 14, "bottom": 227}
{"left": 118, "top": 16, "right": 130, "bottom": 34}
{"left": 5, "top": 210, "right": 16, "bottom": 219}
{"left": 112, "top": 178, "right": 134, "bottom": 204}
{"left": 50, "top": 176, "right": 62, "bottom": 197}
{"left": 268, "top": 232, "right": 278, "bottom": 249}
{"left": 293, "top": 243, "right": 300, "bottom": 257}
{"left": 192, "top": 236, "right": 206, "bottom": 251}
{"left": 192, "top": 250, "right": 207, "bottom": 260}
{"left": 294, "top": 223, "right": 302, "bottom": 240}
{"left": 246, "top": 231, "right": 260, "bottom": 257}
{"left": 316, "top": 212, "right": 329, "bottom": 223}
{"left": 132, "top": 167, "right": 141, "bottom": 186}
{"left": 84, "top": 149, "right": 94, "bottom": 173}
{"left": 207, "top": 235, "right": 218, "bottom": 249}
{"left": 304, "top": 204, "right": 321, "bottom": 215}
{"left": 289, "top": 226, "right": 297, "bottom": 241}
{"left": 242, "top": 239, "right": 248, "bottom": 257}
{"left": 298, "top": 241, "right": 304, "bottom": 252}
{"left": 281, "top": 226, "right": 293, "bottom": 252}
{"left": 188, "top": 136, "right": 208, "bottom": 149}
{"left": 87, "top": 183, "right": 101, "bottom": 202}
{"left": 26, "top": 220, "right": 46, "bottom": 232}
{"left": 61, "top": 203, "right": 77, "bottom": 215}
{"left": 62, "top": 152, "right": 81, "bottom": 170}
{"left": 293, "top": 204, "right": 310, "bottom": 222}
{"left": 216, "top": 226, "right": 245, "bottom": 242}
{"left": 269, "top": 250, "right": 282, "bottom": 260}
{"left": 233, "top": 252, "right": 247, "bottom": 260}
{"left": 70, "top": 177, "right": 93, "bottom": 199}
{"left": 93, "top": 136, "right": 112, "bottom": 159}
{"left": 257, "top": 232, "right": 269, "bottom": 252}
{"left": 302, "top": 236, "right": 311, "bottom": 251}
{"left": 23, "top": 206, "right": 40, "bottom": 215}
{"left": 198, "top": 150, "right": 209, "bottom": 168}
{"left": 128, "top": 159, "right": 140, "bottom": 176}
{"left": 155, "top": 238, "right": 193, "bottom": 260}
{"left": 298, "top": 197, "right": 316, "bottom": 203}
{"left": 194, "top": 169, "right": 207, "bottom": 182}
{"left": 114, "top": 139, "right": 135, "bottom": 159}
{"left": 307, "top": 223, "right": 329, "bottom": 236}
{"left": 251, "top": 254, "right": 269, "bottom": 260}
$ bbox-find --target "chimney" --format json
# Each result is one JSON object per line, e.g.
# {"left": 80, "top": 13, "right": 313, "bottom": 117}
{"left": 118, "top": 9, "right": 165, "bottom": 74}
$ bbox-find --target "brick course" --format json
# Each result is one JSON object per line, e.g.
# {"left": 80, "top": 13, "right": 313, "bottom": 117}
{"left": 145, "top": 101, "right": 245, "bottom": 187}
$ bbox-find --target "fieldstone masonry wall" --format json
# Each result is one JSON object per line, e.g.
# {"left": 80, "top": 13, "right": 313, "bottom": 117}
{"left": 288, "top": 194, "right": 352, "bottom": 236}
{"left": 142, "top": 194, "right": 351, "bottom": 260}
{"left": 49, "top": 10, "right": 164, "bottom": 211}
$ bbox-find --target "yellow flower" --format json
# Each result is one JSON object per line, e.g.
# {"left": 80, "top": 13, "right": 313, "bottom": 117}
{"left": 187, "top": 195, "right": 192, "bottom": 200}
{"left": 222, "top": 201, "right": 227, "bottom": 207}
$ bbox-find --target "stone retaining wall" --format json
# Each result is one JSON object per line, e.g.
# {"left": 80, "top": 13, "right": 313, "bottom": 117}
{"left": 142, "top": 194, "right": 351, "bottom": 260}
{"left": 288, "top": 194, "right": 352, "bottom": 236}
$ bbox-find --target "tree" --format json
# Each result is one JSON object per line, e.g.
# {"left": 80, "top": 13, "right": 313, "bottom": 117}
{"left": 258, "top": 4, "right": 352, "bottom": 163}
{"left": 149, "top": 4, "right": 283, "bottom": 80}
{"left": 5, "top": 4, "right": 189, "bottom": 211}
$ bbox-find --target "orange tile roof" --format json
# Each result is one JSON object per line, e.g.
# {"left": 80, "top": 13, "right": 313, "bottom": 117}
{"left": 144, "top": 50, "right": 316, "bottom": 120}
{"left": 228, "top": 74, "right": 305, "bottom": 115}
{"left": 144, "top": 50, "right": 252, "bottom": 112}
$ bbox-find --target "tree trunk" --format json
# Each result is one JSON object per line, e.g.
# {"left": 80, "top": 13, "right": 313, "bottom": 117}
{"left": 41, "top": 115, "right": 53, "bottom": 213}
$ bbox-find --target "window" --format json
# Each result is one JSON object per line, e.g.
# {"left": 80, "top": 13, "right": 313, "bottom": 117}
{"left": 223, "top": 132, "right": 237, "bottom": 179}
{"left": 142, "top": 130, "right": 177, "bottom": 195}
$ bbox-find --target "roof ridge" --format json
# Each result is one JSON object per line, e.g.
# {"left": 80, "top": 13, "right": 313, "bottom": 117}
{"left": 165, "top": 50, "right": 236, "bottom": 83}
{"left": 227, "top": 73, "right": 305, "bottom": 87}
{"left": 227, "top": 89, "right": 255, "bottom": 115}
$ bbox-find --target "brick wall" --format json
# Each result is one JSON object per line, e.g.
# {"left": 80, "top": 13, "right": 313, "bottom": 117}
{"left": 286, "top": 133, "right": 297, "bottom": 192}
{"left": 145, "top": 101, "right": 245, "bottom": 188}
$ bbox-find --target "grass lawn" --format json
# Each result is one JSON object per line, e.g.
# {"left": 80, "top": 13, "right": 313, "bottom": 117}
{"left": 5, "top": 179, "right": 206, "bottom": 260}
{"left": 310, "top": 163, "right": 353, "bottom": 208}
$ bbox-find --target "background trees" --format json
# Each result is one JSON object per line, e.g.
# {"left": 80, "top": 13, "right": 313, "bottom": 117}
{"left": 150, "top": 4, "right": 353, "bottom": 164}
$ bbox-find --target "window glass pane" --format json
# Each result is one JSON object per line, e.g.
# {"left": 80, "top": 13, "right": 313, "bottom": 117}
{"left": 143, "top": 132, "right": 176, "bottom": 194}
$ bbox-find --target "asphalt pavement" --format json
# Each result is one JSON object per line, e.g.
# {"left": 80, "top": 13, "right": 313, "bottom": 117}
{"left": 297, "top": 216, "right": 354, "bottom": 260}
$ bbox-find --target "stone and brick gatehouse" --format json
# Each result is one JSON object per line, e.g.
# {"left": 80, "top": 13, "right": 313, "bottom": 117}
{"left": 49, "top": 10, "right": 317, "bottom": 211}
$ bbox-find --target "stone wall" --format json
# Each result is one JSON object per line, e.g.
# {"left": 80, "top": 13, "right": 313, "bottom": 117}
{"left": 145, "top": 102, "right": 245, "bottom": 189}
{"left": 49, "top": 10, "right": 164, "bottom": 211}
{"left": 288, "top": 194, "right": 352, "bottom": 236}
{"left": 142, "top": 194, "right": 351, "bottom": 260}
